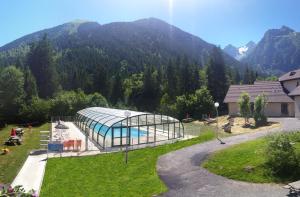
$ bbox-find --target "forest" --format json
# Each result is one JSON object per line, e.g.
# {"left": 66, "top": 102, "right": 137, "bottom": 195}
{"left": 0, "top": 36, "right": 273, "bottom": 125}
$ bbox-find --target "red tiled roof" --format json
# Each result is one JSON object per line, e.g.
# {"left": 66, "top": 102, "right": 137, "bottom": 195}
{"left": 279, "top": 69, "right": 300, "bottom": 82}
{"left": 224, "top": 81, "right": 294, "bottom": 103}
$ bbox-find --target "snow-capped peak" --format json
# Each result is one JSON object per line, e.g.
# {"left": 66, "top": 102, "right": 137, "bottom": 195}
{"left": 238, "top": 46, "right": 248, "bottom": 55}
{"left": 224, "top": 41, "right": 256, "bottom": 60}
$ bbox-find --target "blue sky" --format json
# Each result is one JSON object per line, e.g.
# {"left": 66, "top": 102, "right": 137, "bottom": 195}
{"left": 1, "top": 0, "right": 300, "bottom": 47}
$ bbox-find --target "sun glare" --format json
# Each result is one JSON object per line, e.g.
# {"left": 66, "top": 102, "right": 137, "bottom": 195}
{"left": 168, "top": 0, "right": 174, "bottom": 23}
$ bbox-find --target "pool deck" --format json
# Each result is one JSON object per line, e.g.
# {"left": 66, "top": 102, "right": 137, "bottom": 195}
{"left": 11, "top": 122, "right": 101, "bottom": 194}
{"left": 51, "top": 121, "right": 99, "bottom": 152}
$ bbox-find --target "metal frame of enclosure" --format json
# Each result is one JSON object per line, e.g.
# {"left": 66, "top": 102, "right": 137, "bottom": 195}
{"left": 74, "top": 107, "right": 184, "bottom": 149}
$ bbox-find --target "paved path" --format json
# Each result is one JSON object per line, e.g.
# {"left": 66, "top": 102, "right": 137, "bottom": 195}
{"left": 12, "top": 154, "right": 47, "bottom": 193}
{"left": 157, "top": 118, "right": 300, "bottom": 197}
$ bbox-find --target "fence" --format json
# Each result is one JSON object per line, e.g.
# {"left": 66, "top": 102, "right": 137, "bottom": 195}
{"left": 51, "top": 116, "right": 74, "bottom": 123}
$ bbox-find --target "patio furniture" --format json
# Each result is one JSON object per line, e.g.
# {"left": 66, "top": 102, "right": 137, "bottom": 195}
{"left": 68, "top": 140, "right": 75, "bottom": 150}
{"left": 62, "top": 140, "right": 76, "bottom": 151}
{"left": 63, "top": 141, "right": 71, "bottom": 150}
{"left": 48, "top": 142, "right": 63, "bottom": 152}
{"left": 75, "top": 140, "right": 82, "bottom": 151}
{"left": 15, "top": 128, "right": 24, "bottom": 137}
{"left": 5, "top": 136, "right": 22, "bottom": 146}
{"left": 284, "top": 180, "right": 300, "bottom": 195}
{"left": 40, "top": 130, "right": 50, "bottom": 150}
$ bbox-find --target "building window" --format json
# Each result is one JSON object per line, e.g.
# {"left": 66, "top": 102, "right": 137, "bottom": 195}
{"left": 281, "top": 103, "right": 288, "bottom": 115}
{"left": 297, "top": 81, "right": 299, "bottom": 87}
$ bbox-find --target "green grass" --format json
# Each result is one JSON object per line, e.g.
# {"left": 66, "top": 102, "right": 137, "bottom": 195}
{"left": 40, "top": 126, "right": 215, "bottom": 197}
{"left": 183, "top": 122, "right": 216, "bottom": 136}
{"left": 184, "top": 122, "right": 230, "bottom": 138}
{"left": 203, "top": 135, "right": 300, "bottom": 183}
{"left": 0, "top": 123, "right": 50, "bottom": 184}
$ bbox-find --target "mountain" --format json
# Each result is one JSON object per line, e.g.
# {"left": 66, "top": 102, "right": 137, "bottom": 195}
{"left": 223, "top": 44, "right": 239, "bottom": 59}
{"left": 223, "top": 41, "right": 256, "bottom": 60}
{"left": 0, "top": 18, "right": 241, "bottom": 70}
{"left": 243, "top": 26, "right": 300, "bottom": 75}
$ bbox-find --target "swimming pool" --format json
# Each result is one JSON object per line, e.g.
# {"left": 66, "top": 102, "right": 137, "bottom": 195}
{"left": 91, "top": 123, "right": 146, "bottom": 138}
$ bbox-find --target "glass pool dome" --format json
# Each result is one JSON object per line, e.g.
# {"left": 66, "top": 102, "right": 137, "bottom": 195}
{"left": 74, "top": 107, "right": 184, "bottom": 148}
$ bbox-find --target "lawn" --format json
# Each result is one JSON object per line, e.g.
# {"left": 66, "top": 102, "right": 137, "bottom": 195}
{"left": 183, "top": 122, "right": 217, "bottom": 136}
{"left": 40, "top": 124, "right": 215, "bottom": 197}
{"left": 203, "top": 133, "right": 300, "bottom": 183}
{"left": 0, "top": 123, "right": 50, "bottom": 184}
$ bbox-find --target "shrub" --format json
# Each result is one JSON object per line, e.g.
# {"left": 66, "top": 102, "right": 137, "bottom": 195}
{"left": 265, "top": 134, "right": 300, "bottom": 179}
{"left": 0, "top": 184, "right": 38, "bottom": 197}
{"left": 172, "top": 87, "right": 214, "bottom": 120}
{"left": 253, "top": 94, "right": 268, "bottom": 127}
{"left": 238, "top": 92, "right": 251, "bottom": 125}
{"left": 51, "top": 90, "right": 108, "bottom": 116}
{"left": 19, "top": 97, "right": 51, "bottom": 123}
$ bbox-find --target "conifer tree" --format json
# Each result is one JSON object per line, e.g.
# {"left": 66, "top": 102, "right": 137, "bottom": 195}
{"left": 207, "top": 47, "right": 228, "bottom": 103}
{"left": 23, "top": 67, "right": 38, "bottom": 102}
{"left": 27, "top": 35, "right": 59, "bottom": 98}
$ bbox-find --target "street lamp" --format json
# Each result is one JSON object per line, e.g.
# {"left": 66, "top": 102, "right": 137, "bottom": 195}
{"left": 124, "top": 110, "right": 131, "bottom": 164}
{"left": 214, "top": 102, "right": 225, "bottom": 144}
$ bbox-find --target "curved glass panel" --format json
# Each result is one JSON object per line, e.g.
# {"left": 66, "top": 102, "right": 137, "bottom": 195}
{"left": 74, "top": 107, "right": 184, "bottom": 148}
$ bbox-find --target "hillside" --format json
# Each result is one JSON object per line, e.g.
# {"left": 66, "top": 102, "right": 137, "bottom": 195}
{"left": 243, "top": 26, "right": 300, "bottom": 75}
{"left": 0, "top": 18, "right": 241, "bottom": 69}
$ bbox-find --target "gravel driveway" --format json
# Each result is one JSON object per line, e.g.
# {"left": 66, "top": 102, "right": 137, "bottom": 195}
{"left": 157, "top": 118, "right": 300, "bottom": 197}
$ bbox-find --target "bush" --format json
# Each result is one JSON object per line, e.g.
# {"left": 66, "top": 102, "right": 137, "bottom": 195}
{"left": 0, "top": 184, "right": 37, "bottom": 197}
{"left": 51, "top": 90, "right": 108, "bottom": 116}
{"left": 172, "top": 87, "right": 214, "bottom": 120}
{"left": 238, "top": 92, "right": 251, "bottom": 125}
{"left": 159, "top": 93, "right": 176, "bottom": 117}
{"left": 19, "top": 97, "right": 51, "bottom": 123}
{"left": 254, "top": 94, "right": 268, "bottom": 127}
{"left": 265, "top": 134, "right": 300, "bottom": 179}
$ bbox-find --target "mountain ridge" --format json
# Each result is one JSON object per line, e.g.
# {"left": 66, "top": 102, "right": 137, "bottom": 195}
{"left": 0, "top": 18, "right": 241, "bottom": 70}
{"left": 242, "top": 25, "right": 300, "bottom": 75}
{"left": 223, "top": 41, "right": 256, "bottom": 60}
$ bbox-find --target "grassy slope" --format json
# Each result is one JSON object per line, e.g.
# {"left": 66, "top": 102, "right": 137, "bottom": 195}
{"left": 203, "top": 136, "right": 300, "bottom": 183}
{"left": 41, "top": 127, "right": 215, "bottom": 197}
{"left": 0, "top": 123, "right": 50, "bottom": 184}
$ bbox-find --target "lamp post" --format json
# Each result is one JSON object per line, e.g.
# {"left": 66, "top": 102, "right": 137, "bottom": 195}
{"left": 214, "top": 102, "right": 225, "bottom": 144}
{"left": 124, "top": 110, "right": 131, "bottom": 164}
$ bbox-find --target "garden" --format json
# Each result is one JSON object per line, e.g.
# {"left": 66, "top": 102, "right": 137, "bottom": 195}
{"left": 0, "top": 123, "right": 50, "bottom": 184}
{"left": 40, "top": 124, "right": 216, "bottom": 197}
{"left": 203, "top": 132, "right": 300, "bottom": 183}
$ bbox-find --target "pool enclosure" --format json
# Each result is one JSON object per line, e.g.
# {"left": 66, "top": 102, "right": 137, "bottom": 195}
{"left": 74, "top": 107, "right": 184, "bottom": 148}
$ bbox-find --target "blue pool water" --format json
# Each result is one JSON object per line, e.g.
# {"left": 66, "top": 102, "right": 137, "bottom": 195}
{"left": 91, "top": 123, "right": 146, "bottom": 138}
